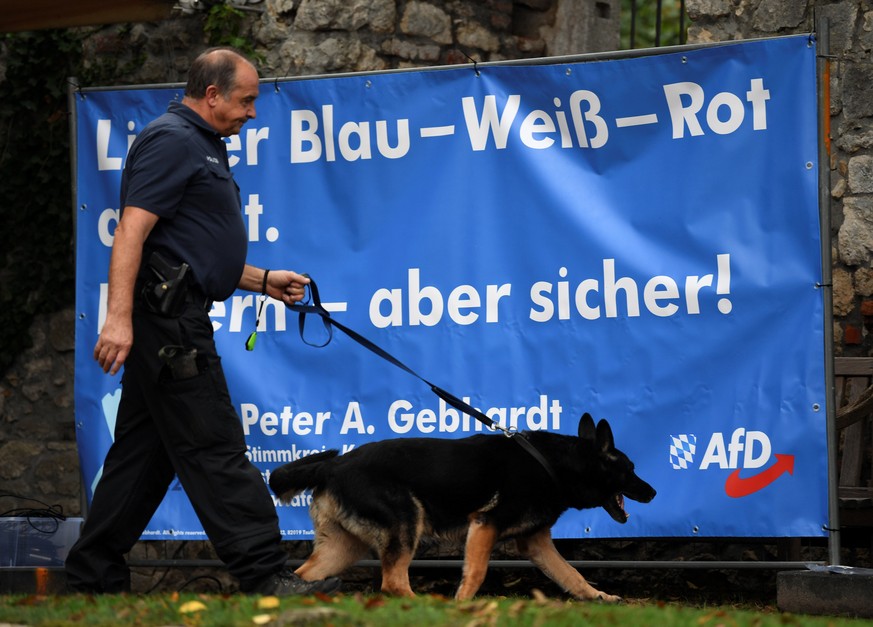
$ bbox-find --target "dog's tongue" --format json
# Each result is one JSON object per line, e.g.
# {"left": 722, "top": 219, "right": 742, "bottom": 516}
{"left": 604, "top": 493, "right": 629, "bottom": 523}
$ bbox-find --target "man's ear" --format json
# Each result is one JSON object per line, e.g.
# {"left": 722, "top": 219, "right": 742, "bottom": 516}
{"left": 205, "top": 84, "right": 220, "bottom": 105}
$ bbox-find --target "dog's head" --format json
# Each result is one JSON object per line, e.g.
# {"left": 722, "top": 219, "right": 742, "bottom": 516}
{"left": 577, "top": 413, "right": 656, "bottom": 523}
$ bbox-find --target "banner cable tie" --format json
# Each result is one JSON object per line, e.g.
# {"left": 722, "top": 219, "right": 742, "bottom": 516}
{"left": 460, "top": 49, "right": 481, "bottom": 77}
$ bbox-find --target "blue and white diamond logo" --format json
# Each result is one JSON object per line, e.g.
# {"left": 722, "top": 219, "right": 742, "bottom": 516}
{"left": 669, "top": 434, "right": 697, "bottom": 470}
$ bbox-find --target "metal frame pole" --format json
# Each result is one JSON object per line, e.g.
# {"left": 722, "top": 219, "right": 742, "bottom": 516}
{"left": 67, "top": 76, "right": 89, "bottom": 521}
{"left": 815, "top": 18, "right": 841, "bottom": 566}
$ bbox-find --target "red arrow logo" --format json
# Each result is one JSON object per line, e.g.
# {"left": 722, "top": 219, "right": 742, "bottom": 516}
{"left": 724, "top": 454, "right": 795, "bottom": 498}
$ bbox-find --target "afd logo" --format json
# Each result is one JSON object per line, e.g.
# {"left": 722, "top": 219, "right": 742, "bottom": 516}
{"left": 669, "top": 428, "right": 794, "bottom": 497}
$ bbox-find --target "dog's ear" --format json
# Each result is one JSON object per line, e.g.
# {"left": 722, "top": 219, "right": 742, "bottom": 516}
{"left": 595, "top": 419, "right": 615, "bottom": 452}
{"left": 578, "top": 413, "right": 596, "bottom": 442}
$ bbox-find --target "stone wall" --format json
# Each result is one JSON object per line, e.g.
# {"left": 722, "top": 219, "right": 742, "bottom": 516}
{"left": 77, "top": 0, "right": 620, "bottom": 87}
{"left": 687, "top": 0, "right": 873, "bottom": 356}
{"left": 0, "top": 309, "right": 79, "bottom": 516}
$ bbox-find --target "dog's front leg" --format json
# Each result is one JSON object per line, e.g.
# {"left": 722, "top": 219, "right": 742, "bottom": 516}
{"left": 517, "top": 528, "right": 621, "bottom": 603}
{"left": 455, "top": 515, "right": 498, "bottom": 600}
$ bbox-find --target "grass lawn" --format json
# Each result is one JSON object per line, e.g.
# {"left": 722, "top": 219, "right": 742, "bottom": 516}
{"left": 2, "top": 591, "right": 873, "bottom": 626}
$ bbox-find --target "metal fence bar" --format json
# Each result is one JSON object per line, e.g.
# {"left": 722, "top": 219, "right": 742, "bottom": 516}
{"left": 627, "top": 0, "right": 686, "bottom": 49}
{"left": 679, "top": 0, "right": 686, "bottom": 44}
{"left": 126, "top": 558, "right": 822, "bottom": 571}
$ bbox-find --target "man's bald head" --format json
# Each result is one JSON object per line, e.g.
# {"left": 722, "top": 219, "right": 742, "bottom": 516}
{"left": 185, "top": 47, "right": 256, "bottom": 100}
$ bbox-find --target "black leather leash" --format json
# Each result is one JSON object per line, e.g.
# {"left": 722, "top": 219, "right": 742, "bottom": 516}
{"left": 286, "top": 276, "right": 560, "bottom": 485}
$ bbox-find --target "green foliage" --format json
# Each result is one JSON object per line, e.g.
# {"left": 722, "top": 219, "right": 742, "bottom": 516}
{"left": 204, "top": 3, "right": 259, "bottom": 58}
{"left": 621, "top": 0, "right": 687, "bottom": 50}
{"left": 79, "top": 25, "right": 148, "bottom": 89}
{"left": 0, "top": 30, "right": 81, "bottom": 374}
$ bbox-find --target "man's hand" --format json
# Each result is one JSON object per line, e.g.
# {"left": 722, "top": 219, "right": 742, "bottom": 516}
{"left": 94, "top": 315, "right": 133, "bottom": 375}
{"left": 93, "top": 205, "right": 158, "bottom": 376}
{"left": 266, "top": 270, "right": 311, "bottom": 305}
{"left": 239, "top": 264, "right": 310, "bottom": 304}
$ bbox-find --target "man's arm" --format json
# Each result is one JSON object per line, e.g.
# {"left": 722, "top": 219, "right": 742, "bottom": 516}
{"left": 238, "top": 264, "right": 310, "bottom": 305}
{"left": 94, "top": 206, "right": 159, "bottom": 375}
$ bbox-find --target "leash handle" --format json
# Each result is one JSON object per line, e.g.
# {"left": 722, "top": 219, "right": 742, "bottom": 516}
{"left": 290, "top": 288, "right": 425, "bottom": 382}
{"left": 289, "top": 277, "right": 423, "bottom": 378}
{"left": 288, "top": 277, "right": 333, "bottom": 348}
{"left": 287, "top": 276, "right": 560, "bottom": 484}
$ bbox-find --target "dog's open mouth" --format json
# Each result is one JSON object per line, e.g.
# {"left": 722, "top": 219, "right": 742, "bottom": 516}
{"left": 604, "top": 493, "right": 629, "bottom": 523}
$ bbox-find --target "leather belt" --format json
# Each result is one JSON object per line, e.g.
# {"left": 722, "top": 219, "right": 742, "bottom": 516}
{"left": 185, "top": 287, "right": 212, "bottom": 312}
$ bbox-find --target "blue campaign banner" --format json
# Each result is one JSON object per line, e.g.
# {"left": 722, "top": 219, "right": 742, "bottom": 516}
{"left": 74, "top": 35, "right": 826, "bottom": 541}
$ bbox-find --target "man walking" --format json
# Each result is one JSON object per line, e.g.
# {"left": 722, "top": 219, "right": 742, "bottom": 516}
{"left": 66, "top": 48, "right": 338, "bottom": 596}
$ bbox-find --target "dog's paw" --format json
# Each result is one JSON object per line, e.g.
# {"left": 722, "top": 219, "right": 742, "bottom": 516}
{"left": 595, "top": 592, "right": 623, "bottom": 604}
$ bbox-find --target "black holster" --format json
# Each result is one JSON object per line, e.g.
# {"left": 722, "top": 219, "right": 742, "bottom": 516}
{"left": 141, "top": 251, "right": 190, "bottom": 318}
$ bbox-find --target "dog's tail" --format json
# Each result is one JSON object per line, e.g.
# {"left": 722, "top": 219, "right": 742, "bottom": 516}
{"left": 268, "top": 449, "right": 340, "bottom": 503}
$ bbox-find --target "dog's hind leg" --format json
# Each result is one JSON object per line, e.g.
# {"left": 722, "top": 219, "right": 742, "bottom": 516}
{"left": 296, "top": 523, "right": 369, "bottom": 581}
{"left": 516, "top": 528, "right": 621, "bottom": 603}
{"left": 455, "top": 515, "right": 498, "bottom": 600}
{"left": 296, "top": 495, "right": 369, "bottom": 581}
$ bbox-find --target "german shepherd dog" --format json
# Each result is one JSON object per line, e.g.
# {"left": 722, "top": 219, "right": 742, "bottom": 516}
{"left": 269, "top": 413, "right": 656, "bottom": 602}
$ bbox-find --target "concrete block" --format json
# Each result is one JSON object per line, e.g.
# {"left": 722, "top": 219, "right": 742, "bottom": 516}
{"left": 777, "top": 568, "right": 873, "bottom": 618}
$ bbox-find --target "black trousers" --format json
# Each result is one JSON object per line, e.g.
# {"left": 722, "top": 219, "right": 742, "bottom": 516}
{"left": 65, "top": 297, "right": 287, "bottom": 592}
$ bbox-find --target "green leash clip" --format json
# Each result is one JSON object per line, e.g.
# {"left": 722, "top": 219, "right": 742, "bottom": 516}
{"left": 245, "top": 291, "right": 267, "bottom": 351}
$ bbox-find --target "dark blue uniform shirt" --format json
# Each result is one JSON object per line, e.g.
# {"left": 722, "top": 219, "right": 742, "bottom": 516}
{"left": 121, "top": 100, "right": 247, "bottom": 301}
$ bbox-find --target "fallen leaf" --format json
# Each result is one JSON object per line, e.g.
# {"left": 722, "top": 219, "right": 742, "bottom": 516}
{"left": 257, "top": 596, "right": 280, "bottom": 609}
{"left": 179, "top": 600, "right": 207, "bottom": 614}
{"left": 252, "top": 613, "right": 274, "bottom": 624}
{"left": 458, "top": 599, "right": 488, "bottom": 614}
{"left": 364, "top": 596, "right": 385, "bottom": 609}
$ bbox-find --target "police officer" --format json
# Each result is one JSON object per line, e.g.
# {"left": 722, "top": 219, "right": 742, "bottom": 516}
{"left": 65, "top": 48, "right": 339, "bottom": 596}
